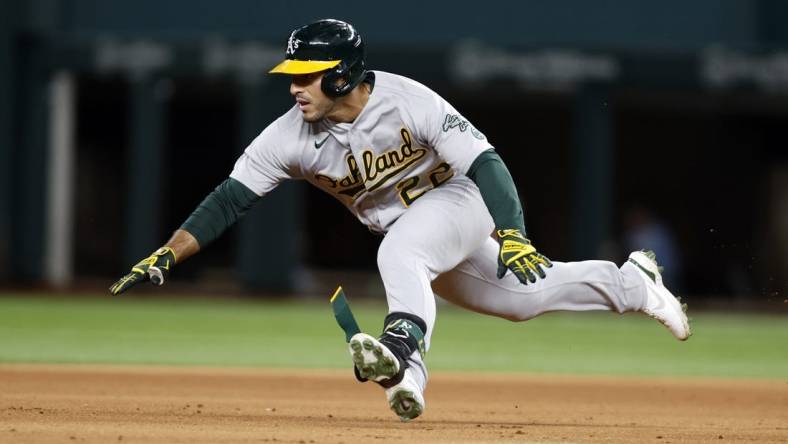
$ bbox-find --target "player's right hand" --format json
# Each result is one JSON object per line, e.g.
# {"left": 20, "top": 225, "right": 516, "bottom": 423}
{"left": 109, "top": 247, "right": 176, "bottom": 295}
{"left": 495, "top": 229, "right": 552, "bottom": 284}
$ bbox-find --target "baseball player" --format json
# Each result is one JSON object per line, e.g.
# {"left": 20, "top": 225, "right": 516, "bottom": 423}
{"left": 110, "top": 19, "right": 691, "bottom": 422}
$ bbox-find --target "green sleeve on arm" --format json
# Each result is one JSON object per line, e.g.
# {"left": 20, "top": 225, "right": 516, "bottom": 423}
{"left": 180, "top": 177, "right": 260, "bottom": 248}
{"left": 466, "top": 149, "right": 526, "bottom": 235}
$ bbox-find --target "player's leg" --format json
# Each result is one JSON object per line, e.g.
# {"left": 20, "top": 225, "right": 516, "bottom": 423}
{"left": 377, "top": 177, "right": 493, "bottom": 346}
{"left": 432, "top": 238, "right": 690, "bottom": 339}
{"left": 350, "top": 176, "right": 493, "bottom": 421}
{"left": 433, "top": 237, "right": 645, "bottom": 318}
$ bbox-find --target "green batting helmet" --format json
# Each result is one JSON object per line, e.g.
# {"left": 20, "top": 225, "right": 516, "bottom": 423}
{"left": 269, "top": 19, "right": 367, "bottom": 97}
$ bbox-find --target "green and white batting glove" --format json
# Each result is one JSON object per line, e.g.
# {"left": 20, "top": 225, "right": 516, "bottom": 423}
{"left": 109, "top": 247, "right": 176, "bottom": 295}
{"left": 496, "top": 229, "right": 553, "bottom": 284}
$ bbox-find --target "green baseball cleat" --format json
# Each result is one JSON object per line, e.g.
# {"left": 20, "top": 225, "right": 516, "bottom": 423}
{"left": 349, "top": 333, "right": 400, "bottom": 381}
{"left": 349, "top": 333, "right": 426, "bottom": 421}
{"left": 385, "top": 368, "right": 425, "bottom": 422}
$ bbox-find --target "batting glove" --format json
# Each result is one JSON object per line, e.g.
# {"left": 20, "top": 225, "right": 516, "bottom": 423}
{"left": 496, "top": 229, "right": 552, "bottom": 284}
{"left": 109, "top": 247, "right": 176, "bottom": 295}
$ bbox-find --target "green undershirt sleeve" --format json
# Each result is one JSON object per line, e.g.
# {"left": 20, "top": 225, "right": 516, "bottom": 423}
{"left": 180, "top": 177, "right": 261, "bottom": 248}
{"left": 466, "top": 149, "right": 526, "bottom": 235}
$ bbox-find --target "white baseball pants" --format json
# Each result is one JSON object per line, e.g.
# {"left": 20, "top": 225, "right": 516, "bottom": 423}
{"left": 376, "top": 176, "right": 648, "bottom": 389}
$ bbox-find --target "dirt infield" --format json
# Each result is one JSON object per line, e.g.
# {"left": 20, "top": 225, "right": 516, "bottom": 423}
{"left": 1, "top": 365, "right": 785, "bottom": 443}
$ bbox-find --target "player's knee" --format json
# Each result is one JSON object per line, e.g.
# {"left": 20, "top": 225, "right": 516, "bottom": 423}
{"left": 377, "top": 235, "right": 420, "bottom": 274}
{"left": 502, "top": 311, "right": 537, "bottom": 322}
{"left": 376, "top": 239, "right": 395, "bottom": 272}
{"left": 499, "top": 298, "right": 544, "bottom": 322}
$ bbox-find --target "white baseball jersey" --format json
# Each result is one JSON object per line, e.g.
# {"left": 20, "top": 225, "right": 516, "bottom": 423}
{"left": 230, "top": 71, "right": 493, "bottom": 233}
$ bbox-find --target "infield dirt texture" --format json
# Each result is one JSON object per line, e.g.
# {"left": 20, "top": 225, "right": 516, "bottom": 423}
{"left": 2, "top": 365, "right": 786, "bottom": 443}
{"left": 1, "top": 295, "right": 786, "bottom": 443}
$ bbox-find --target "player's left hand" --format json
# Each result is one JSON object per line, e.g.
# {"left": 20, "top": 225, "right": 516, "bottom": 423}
{"left": 495, "top": 229, "right": 552, "bottom": 284}
{"left": 109, "top": 247, "right": 176, "bottom": 295}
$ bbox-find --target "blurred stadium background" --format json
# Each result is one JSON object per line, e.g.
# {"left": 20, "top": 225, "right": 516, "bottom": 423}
{"left": 0, "top": 0, "right": 786, "bottom": 307}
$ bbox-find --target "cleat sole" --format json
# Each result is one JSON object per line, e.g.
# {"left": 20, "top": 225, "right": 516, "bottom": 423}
{"left": 389, "top": 389, "right": 423, "bottom": 422}
{"left": 348, "top": 333, "right": 399, "bottom": 382}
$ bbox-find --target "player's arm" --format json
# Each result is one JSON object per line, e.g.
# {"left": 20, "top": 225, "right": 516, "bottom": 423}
{"left": 110, "top": 177, "right": 260, "bottom": 295}
{"left": 466, "top": 149, "right": 552, "bottom": 284}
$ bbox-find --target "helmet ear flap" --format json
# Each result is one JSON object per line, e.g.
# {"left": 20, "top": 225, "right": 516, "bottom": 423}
{"left": 321, "top": 63, "right": 349, "bottom": 97}
{"left": 322, "top": 60, "right": 363, "bottom": 97}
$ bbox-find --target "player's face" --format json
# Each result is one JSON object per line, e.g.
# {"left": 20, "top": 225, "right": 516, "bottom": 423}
{"left": 290, "top": 72, "right": 336, "bottom": 122}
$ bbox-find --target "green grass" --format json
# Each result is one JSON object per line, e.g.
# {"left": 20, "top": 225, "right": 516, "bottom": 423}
{"left": 0, "top": 294, "right": 786, "bottom": 379}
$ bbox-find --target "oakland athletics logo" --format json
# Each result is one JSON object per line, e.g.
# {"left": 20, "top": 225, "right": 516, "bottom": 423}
{"left": 361, "top": 128, "right": 427, "bottom": 192}
{"left": 315, "top": 154, "right": 365, "bottom": 199}
{"left": 286, "top": 33, "right": 300, "bottom": 55}
{"left": 313, "top": 128, "right": 428, "bottom": 199}
{"left": 442, "top": 113, "right": 486, "bottom": 140}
